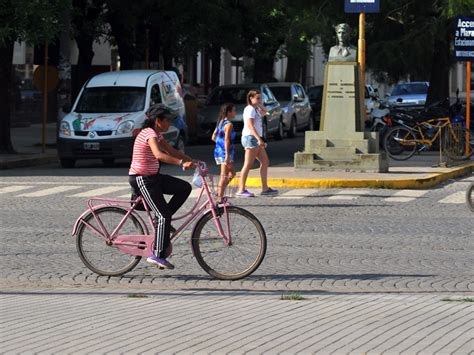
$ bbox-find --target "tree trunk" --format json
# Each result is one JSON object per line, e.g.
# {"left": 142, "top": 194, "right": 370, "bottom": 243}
{"left": 285, "top": 56, "right": 302, "bottom": 82}
{"left": 115, "top": 34, "right": 135, "bottom": 70}
{"left": 163, "top": 52, "right": 173, "bottom": 69}
{"left": 426, "top": 22, "right": 451, "bottom": 106}
{"left": 253, "top": 56, "right": 274, "bottom": 83}
{"left": 203, "top": 48, "right": 210, "bottom": 95}
{"left": 75, "top": 36, "right": 94, "bottom": 97}
{"left": 58, "top": 3, "right": 72, "bottom": 115}
{"left": 0, "top": 41, "right": 15, "bottom": 153}
{"left": 107, "top": 15, "right": 135, "bottom": 70}
{"left": 210, "top": 45, "right": 221, "bottom": 89}
{"left": 301, "top": 59, "right": 307, "bottom": 87}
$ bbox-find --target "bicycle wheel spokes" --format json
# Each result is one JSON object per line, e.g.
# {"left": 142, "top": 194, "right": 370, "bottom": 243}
{"left": 76, "top": 207, "right": 143, "bottom": 276}
{"left": 192, "top": 206, "right": 266, "bottom": 280}
{"left": 384, "top": 127, "right": 417, "bottom": 160}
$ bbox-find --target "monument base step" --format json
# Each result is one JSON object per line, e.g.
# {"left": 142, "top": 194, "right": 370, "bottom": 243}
{"left": 294, "top": 152, "right": 388, "bottom": 173}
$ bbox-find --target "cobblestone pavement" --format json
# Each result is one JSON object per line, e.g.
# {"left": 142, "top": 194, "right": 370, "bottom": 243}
{"left": 0, "top": 167, "right": 473, "bottom": 293}
{"left": 0, "top": 289, "right": 473, "bottom": 354}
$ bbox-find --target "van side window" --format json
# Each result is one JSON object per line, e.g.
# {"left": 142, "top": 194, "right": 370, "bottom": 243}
{"left": 150, "top": 84, "right": 162, "bottom": 105}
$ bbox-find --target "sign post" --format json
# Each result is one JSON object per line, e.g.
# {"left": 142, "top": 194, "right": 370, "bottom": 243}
{"left": 345, "top": 0, "right": 380, "bottom": 122}
{"left": 454, "top": 16, "right": 473, "bottom": 158}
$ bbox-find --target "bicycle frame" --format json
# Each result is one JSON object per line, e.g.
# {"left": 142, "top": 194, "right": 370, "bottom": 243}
{"left": 394, "top": 117, "right": 459, "bottom": 148}
{"left": 72, "top": 163, "right": 233, "bottom": 257}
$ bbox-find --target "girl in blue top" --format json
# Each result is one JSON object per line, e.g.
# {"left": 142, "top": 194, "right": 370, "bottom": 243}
{"left": 212, "top": 103, "right": 237, "bottom": 203}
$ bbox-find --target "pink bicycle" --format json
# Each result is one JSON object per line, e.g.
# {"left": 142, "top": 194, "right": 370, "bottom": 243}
{"left": 72, "top": 161, "right": 267, "bottom": 280}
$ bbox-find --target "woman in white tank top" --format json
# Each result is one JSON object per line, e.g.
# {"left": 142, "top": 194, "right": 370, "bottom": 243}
{"left": 237, "top": 89, "right": 278, "bottom": 197}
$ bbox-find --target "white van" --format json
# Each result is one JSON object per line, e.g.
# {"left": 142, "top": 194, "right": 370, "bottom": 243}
{"left": 58, "top": 70, "right": 187, "bottom": 168}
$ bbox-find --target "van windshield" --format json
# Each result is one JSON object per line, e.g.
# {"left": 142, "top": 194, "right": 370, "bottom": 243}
{"left": 75, "top": 87, "right": 146, "bottom": 113}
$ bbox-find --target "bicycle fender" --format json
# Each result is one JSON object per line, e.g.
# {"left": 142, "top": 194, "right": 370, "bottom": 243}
{"left": 72, "top": 209, "right": 93, "bottom": 236}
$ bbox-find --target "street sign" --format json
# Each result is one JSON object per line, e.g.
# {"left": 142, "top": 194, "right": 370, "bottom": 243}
{"left": 454, "top": 16, "right": 474, "bottom": 62}
{"left": 345, "top": 0, "right": 380, "bottom": 13}
{"left": 33, "top": 65, "right": 59, "bottom": 92}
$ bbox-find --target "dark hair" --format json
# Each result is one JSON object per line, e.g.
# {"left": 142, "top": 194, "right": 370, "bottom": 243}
{"left": 142, "top": 103, "right": 177, "bottom": 129}
{"left": 246, "top": 89, "right": 261, "bottom": 106}
{"left": 216, "top": 103, "right": 235, "bottom": 127}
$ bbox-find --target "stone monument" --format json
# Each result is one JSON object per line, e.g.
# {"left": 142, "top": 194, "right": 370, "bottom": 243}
{"left": 295, "top": 23, "right": 388, "bottom": 172}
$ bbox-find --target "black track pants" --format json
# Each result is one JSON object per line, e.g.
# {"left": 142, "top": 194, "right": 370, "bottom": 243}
{"left": 129, "top": 173, "right": 192, "bottom": 258}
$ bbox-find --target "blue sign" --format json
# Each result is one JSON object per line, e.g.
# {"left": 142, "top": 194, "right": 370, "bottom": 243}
{"left": 345, "top": 0, "right": 380, "bottom": 13}
{"left": 454, "top": 16, "right": 474, "bottom": 62}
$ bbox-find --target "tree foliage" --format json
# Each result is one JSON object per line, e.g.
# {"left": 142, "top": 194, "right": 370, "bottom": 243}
{"left": 0, "top": 0, "right": 67, "bottom": 153}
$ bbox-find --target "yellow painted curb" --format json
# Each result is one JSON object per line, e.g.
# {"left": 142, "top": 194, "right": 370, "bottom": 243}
{"left": 233, "top": 163, "right": 473, "bottom": 189}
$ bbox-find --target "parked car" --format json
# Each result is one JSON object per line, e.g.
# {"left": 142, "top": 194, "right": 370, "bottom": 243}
{"left": 385, "top": 81, "right": 429, "bottom": 110}
{"left": 266, "top": 82, "right": 313, "bottom": 137}
{"left": 58, "top": 70, "right": 187, "bottom": 168}
{"left": 307, "top": 84, "right": 380, "bottom": 125}
{"left": 196, "top": 84, "right": 283, "bottom": 141}
{"left": 306, "top": 85, "right": 323, "bottom": 130}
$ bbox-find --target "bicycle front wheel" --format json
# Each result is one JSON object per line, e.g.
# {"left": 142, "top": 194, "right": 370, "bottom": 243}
{"left": 76, "top": 206, "right": 144, "bottom": 276}
{"left": 467, "top": 184, "right": 474, "bottom": 212}
{"left": 384, "top": 127, "right": 418, "bottom": 160}
{"left": 192, "top": 206, "right": 267, "bottom": 280}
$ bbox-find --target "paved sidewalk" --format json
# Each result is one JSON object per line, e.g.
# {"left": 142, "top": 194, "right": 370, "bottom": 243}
{"left": 0, "top": 289, "right": 472, "bottom": 354}
{"left": 1, "top": 123, "right": 473, "bottom": 189}
{"left": 0, "top": 123, "right": 57, "bottom": 169}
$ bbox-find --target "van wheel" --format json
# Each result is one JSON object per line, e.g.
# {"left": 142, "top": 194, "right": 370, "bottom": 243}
{"left": 288, "top": 116, "right": 297, "bottom": 138}
{"left": 175, "top": 135, "right": 185, "bottom": 153}
{"left": 102, "top": 158, "right": 115, "bottom": 167}
{"left": 60, "top": 158, "right": 76, "bottom": 169}
{"left": 274, "top": 118, "right": 284, "bottom": 140}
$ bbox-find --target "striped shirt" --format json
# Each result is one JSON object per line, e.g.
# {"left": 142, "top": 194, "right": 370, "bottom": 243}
{"left": 129, "top": 128, "right": 164, "bottom": 176}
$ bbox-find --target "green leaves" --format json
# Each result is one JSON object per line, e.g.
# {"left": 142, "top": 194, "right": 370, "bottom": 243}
{"left": 0, "top": 0, "right": 68, "bottom": 46}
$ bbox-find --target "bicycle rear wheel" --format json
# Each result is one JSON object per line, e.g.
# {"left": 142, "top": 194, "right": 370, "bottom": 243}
{"left": 467, "top": 184, "right": 474, "bottom": 212}
{"left": 76, "top": 206, "right": 144, "bottom": 276}
{"left": 191, "top": 206, "right": 266, "bottom": 280}
{"left": 384, "top": 127, "right": 418, "bottom": 160}
{"left": 445, "top": 126, "right": 474, "bottom": 161}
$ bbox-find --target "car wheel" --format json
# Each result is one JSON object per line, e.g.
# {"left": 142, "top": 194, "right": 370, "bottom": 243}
{"left": 288, "top": 116, "right": 297, "bottom": 138}
{"left": 60, "top": 158, "right": 76, "bottom": 169}
{"left": 262, "top": 119, "right": 268, "bottom": 141}
{"left": 102, "top": 158, "right": 115, "bottom": 167}
{"left": 175, "top": 134, "right": 186, "bottom": 153}
{"left": 274, "top": 117, "right": 284, "bottom": 140}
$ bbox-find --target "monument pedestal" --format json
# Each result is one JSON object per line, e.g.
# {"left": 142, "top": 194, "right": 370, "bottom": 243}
{"left": 295, "top": 62, "right": 388, "bottom": 172}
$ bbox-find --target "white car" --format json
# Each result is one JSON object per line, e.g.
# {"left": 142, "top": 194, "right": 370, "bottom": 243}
{"left": 58, "top": 70, "right": 187, "bottom": 168}
{"left": 266, "top": 82, "right": 313, "bottom": 137}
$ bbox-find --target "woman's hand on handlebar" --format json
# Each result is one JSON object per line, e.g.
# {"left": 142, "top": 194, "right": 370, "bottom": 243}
{"left": 182, "top": 160, "right": 196, "bottom": 170}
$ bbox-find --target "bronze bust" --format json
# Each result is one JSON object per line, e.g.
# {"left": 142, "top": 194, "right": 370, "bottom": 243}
{"left": 328, "top": 23, "right": 357, "bottom": 62}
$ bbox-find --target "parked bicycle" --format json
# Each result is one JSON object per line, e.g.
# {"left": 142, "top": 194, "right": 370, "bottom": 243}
{"left": 384, "top": 116, "right": 473, "bottom": 161}
{"left": 72, "top": 161, "right": 267, "bottom": 280}
{"left": 467, "top": 183, "right": 474, "bottom": 212}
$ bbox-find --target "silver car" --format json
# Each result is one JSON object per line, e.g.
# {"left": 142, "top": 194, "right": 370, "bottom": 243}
{"left": 266, "top": 82, "right": 313, "bottom": 137}
{"left": 386, "top": 82, "right": 429, "bottom": 110}
{"left": 196, "top": 84, "right": 284, "bottom": 142}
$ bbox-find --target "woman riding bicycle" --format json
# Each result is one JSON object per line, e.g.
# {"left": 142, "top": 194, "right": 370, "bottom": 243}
{"left": 129, "top": 104, "right": 195, "bottom": 270}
